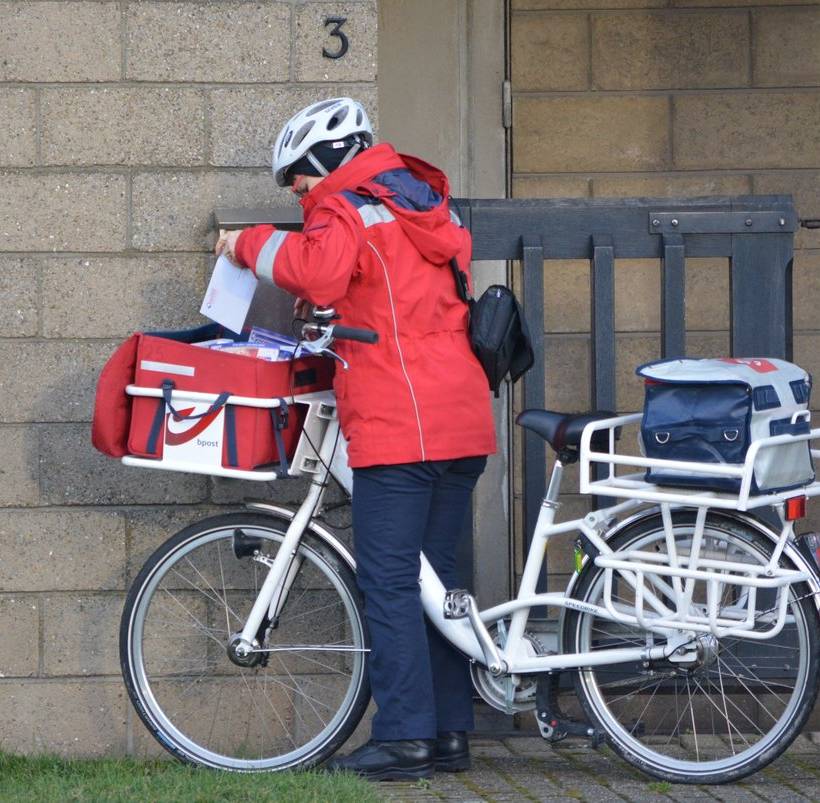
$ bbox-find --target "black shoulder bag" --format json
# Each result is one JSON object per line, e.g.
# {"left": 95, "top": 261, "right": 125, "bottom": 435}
{"left": 450, "top": 258, "right": 534, "bottom": 398}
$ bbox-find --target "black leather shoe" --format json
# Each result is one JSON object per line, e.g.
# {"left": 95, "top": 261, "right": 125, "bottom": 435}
{"left": 434, "top": 731, "right": 470, "bottom": 772}
{"left": 325, "top": 739, "right": 434, "bottom": 781}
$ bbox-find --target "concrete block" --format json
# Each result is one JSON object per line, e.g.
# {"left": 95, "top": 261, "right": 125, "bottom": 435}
{"left": 209, "top": 475, "right": 311, "bottom": 506}
{"left": 614, "top": 259, "right": 660, "bottom": 332}
{"left": 515, "top": 96, "right": 670, "bottom": 173}
{"left": 511, "top": 12, "right": 588, "bottom": 91}
{"left": 0, "top": 258, "right": 39, "bottom": 337}
{"left": 209, "top": 84, "right": 378, "bottom": 168}
{"left": 125, "top": 506, "right": 218, "bottom": 583}
{"left": 754, "top": 9, "right": 820, "bottom": 87}
{"left": 753, "top": 171, "right": 820, "bottom": 249}
{"left": 41, "top": 88, "right": 206, "bottom": 167}
{"left": 616, "top": 335, "right": 658, "bottom": 412}
{"left": 514, "top": 0, "right": 665, "bottom": 8}
{"left": 0, "top": 2, "right": 121, "bottom": 82}
{"left": 545, "top": 335, "right": 590, "bottom": 410}
{"left": 512, "top": 175, "right": 590, "bottom": 198}
{"left": 126, "top": 2, "right": 289, "bottom": 82}
{"left": 592, "top": 172, "right": 751, "bottom": 198}
{"left": 794, "top": 251, "right": 820, "bottom": 332}
{"left": 43, "top": 593, "right": 123, "bottom": 676}
{"left": 671, "top": 0, "right": 816, "bottom": 6}
{"left": 795, "top": 334, "right": 820, "bottom": 392}
{"left": 41, "top": 255, "right": 208, "bottom": 339}
{"left": 685, "top": 258, "right": 730, "bottom": 332}
{"left": 0, "top": 339, "right": 117, "bottom": 424}
{"left": 685, "top": 331, "right": 730, "bottom": 358}
{"left": 0, "top": 509, "right": 125, "bottom": 592}
{"left": 294, "top": 2, "right": 377, "bottom": 82}
{"left": 0, "top": 173, "right": 127, "bottom": 252}
{"left": 674, "top": 92, "right": 820, "bottom": 170}
{"left": 592, "top": 11, "right": 748, "bottom": 90}
{"left": 39, "top": 424, "right": 208, "bottom": 506}
{"left": 545, "top": 260, "right": 590, "bottom": 333}
{"left": 0, "top": 596, "right": 39, "bottom": 677}
{"left": 1, "top": 679, "right": 126, "bottom": 756}
{"left": 0, "top": 426, "right": 39, "bottom": 507}
{"left": 131, "top": 171, "right": 291, "bottom": 251}
{"left": 0, "top": 89, "right": 36, "bottom": 167}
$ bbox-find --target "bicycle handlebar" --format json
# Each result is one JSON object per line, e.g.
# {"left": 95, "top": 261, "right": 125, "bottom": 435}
{"left": 330, "top": 324, "right": 379, "bottom": 344}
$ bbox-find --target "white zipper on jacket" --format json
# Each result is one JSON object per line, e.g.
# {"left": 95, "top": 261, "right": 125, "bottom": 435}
{"left": 367, "top": 240, "right": 426, "bottom": 461}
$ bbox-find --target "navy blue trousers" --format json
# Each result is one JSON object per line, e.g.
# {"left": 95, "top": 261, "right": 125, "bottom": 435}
{"left": 352, "top": 456, "right": 487, "bottom": 741}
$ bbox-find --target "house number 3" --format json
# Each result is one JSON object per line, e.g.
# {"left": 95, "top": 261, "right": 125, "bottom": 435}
{"left": 322, "top": 16, "right": 349, "bottom": 59}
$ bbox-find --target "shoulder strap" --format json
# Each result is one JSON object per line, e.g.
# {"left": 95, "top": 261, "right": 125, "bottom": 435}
{"left": 449, "top": 257, "right": 473, "bottom": 304}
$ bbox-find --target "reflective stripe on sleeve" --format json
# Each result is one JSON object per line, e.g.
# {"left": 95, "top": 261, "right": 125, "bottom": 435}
{"left": 255, "top": 230, "right": 289, "bottom": 284}
{"left": 449, "top": 209, "right": 462, "bottom": 226}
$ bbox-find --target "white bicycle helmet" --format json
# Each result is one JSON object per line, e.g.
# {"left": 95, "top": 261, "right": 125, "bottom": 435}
{"left": 272, "top": 97, "right": 373, "bottom": 187}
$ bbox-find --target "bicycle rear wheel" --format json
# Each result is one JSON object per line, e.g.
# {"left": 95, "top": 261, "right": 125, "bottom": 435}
{"left": 563, "top": 510, "right": 820, "bottom": 784}
{"left": 120, "top": 512, "right": 370, "bottom": 771}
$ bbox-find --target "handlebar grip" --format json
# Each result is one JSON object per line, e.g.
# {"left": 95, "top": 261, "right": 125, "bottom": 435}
{"left": 331, "top": 325, "right": 379, "bottom": 344}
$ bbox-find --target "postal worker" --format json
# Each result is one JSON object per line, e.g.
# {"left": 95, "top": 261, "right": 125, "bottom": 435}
{"left": 217, "top": 97, "right": 496, "bottom": 780}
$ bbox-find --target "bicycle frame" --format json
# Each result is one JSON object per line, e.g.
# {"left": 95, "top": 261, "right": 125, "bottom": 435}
{"left": 125, "top": 386, "right": 820, "bottom": 676}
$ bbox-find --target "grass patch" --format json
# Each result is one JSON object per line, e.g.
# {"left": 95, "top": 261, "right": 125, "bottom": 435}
{"left": 0, "top": 752, "right": 381, "bottom": 803}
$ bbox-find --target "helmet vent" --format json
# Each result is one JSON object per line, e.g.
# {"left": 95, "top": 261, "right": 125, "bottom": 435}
{"left": 356, "top": 109, "right": 363, "bottom": 125}
{"left": 327, "top": 106, "right": 348, "bottom": 130}
{"left": 306, "top": 99, "right": 338, "bottom": 117}
{"left": 291, "top": 121, "right": 315, "bottom": 148}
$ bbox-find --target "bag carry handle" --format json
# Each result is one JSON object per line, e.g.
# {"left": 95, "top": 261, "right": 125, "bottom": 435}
{"left": 161, "top": 378, "right": 231, "bottom": 420}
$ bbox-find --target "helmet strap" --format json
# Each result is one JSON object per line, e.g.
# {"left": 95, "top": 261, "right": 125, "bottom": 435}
{"left": 305, "top": 151, "right": 330, "bottom": 177}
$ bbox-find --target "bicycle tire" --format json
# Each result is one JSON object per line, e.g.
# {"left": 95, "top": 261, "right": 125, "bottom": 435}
{"left": 562, "top": 510, "right": 820, "bottom": 784}
{"left": 120, "top": 511, "right": 371, "bottom": 771}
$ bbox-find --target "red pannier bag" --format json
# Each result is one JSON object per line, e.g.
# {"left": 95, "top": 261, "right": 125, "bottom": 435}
{"left": 92, "top": 325, "right": 334, "bottom": 471}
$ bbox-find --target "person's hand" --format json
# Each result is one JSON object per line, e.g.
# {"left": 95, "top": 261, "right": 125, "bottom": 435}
{"left": 215, "top": 229, "right": 243, "bottom": 266}
{"left": 293, "top": 297, "right": 312, "bottom": 320}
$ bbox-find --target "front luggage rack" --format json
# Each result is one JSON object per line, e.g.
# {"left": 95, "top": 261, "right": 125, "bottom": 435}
{"left": 578, "top": 412, "right": 820, "bottom": 511}
{"left": 596, "top": 547, "right": 810, "bottom": 639}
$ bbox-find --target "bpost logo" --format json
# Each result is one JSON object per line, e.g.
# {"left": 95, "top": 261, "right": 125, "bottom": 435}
{"left": 165, "top": 405, "right": 223, "bottom": 446}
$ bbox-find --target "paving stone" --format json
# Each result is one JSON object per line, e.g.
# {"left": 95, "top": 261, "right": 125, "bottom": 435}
{"left": 293, "top": 2, "right": 377, "bottom": 83}
{"left": 752, "top": 171, "right": 820, "bottom": 249}
{"left": 0, "top": 339, "right": 117, "bottom": 424}
{"left": 42, "top": 593, "right": 123, "bottom": 676}
{"left": 753, "top": 8, "right": 820, "bottom": 88}
{"left": 0, "top": 596, "right": 39, "bottom": 678}
{"left": 674, "top": 93, "right": 820, "bottom": 170}
{"left": 209, "top": 84, "right": 378, "bottom": 168}
{"left": 515, "top": 96, "right": 671, "bottom": 173}
{"left": 513, "top": 175, "right": 591, "bottom": 199}
{"left": 131, "top": 170, "right": 292, "bottom": 251}
{"left": 38, "top": 424, "right": 208, "bottom": 506}
{"left": 0, "top": 173, "right": 127, "bottom": 253}
{"left": 1, "top": 679, "right": 126, "bottom": 756}
{"left": 126, "top": 2, "right": 289, "bottom": 82}
{"left": 591, "top": 172, "right": 752, "bottom": 199}
{"left": 0, "top": 89, "right": 36, "bottom": 168}
{"left": 0, "top": 2, "right": 121, "bottom": 82}
{"left": 0, "top": 508, "right": 125, "bottom": 592}
{"left": 0, "top": 426, "right": 39, "bottom": 507}
{"left": 0, "top": 257, "right": 39, "bottom": 337}
{"left": 41, "top": 88, "right": 206, "bottom": 167}
{"left": 41, "top": 255, "right": 208, "bottom": 339}
{"left": 592, "top": 10, "right": 748, "bottom": 90}
{"left": 511, "top": 12, "right": 589, "bottom": 91}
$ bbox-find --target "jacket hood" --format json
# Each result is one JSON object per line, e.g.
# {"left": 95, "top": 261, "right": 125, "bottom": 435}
{"left": 302, "top": 143, "right": 461, "bottom": 265}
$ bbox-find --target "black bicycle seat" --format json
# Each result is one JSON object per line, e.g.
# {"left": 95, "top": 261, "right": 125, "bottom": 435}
{"left": 516, "top": 410, "right": 620, "bottom": 458}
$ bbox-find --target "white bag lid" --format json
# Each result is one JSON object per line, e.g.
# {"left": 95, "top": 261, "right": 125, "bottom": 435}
{"left": 637, "top": 358, "right": 809, "bottom": 389}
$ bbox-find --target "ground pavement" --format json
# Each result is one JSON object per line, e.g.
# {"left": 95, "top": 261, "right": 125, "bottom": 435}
{"left": 378, "top": 733, "right": 820, "bottom": 803}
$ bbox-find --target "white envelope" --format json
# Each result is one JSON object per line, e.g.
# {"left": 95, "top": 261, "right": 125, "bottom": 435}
{"left": 200, "top": 255, "right": 258, "bottom": 334}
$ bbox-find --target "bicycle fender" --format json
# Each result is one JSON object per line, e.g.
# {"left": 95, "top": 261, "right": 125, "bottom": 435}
{"left": 557, "top": 506, "right": 820, "bottom": 654}
{"left": 243, "top": 500, "right": 356, "bottom": 572}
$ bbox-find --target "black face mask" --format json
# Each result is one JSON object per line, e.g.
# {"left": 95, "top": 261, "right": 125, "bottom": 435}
{"left": 285, "top": 136, "right": 366, "bottom": 185}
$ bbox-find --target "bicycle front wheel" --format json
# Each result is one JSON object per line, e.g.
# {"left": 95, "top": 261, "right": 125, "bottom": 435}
{"left": 563, "top": 510, "right": 820, "bottom": 784}
{"left": 120, "top": 512, "right": 370, "bottom": 771}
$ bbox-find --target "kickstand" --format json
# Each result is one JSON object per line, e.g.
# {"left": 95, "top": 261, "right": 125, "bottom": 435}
{"left": 534, "top": 674, "right": 605, "bottom": 748}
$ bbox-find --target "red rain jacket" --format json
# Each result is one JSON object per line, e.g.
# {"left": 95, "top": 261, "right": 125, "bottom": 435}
{"left": 235, "top": 143, "right": 496, "bottom": 468}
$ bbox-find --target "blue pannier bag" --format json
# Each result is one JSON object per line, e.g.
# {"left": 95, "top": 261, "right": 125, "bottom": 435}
{"left": 637, "top": 358, "right": 814, "bottom": 494}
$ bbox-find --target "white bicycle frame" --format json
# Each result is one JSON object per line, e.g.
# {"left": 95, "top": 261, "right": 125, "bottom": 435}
{"left": 123, "top": 385, "right": 820, "bottom": 676}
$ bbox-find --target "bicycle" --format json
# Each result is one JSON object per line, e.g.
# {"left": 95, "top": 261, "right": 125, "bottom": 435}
{"left": 119, "top": 317, "right": 820, "bottom": 784}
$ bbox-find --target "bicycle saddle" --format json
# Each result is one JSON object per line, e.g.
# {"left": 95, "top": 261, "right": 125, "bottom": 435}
{"left": 516, "top": 410, "right": 620, "bottom": 461}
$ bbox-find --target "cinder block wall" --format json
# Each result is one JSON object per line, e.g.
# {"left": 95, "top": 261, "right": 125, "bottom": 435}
{"left": 0, "top": 0, "right": 376, "bottom": 756}
{"left": 510, "top": 0, "right": 820, "bottom": 595}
